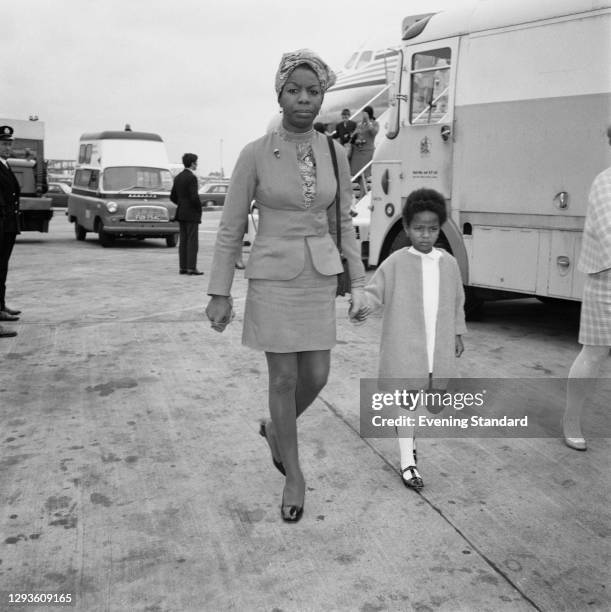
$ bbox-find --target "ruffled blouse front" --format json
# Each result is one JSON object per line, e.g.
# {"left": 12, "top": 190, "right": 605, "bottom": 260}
{"left": 277, "top": 126, "right": 316, "bottom": 209}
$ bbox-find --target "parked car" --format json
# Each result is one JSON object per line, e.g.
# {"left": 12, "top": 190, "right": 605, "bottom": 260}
{"left": 46, "top": 181, "right": 72, "bottom": 207}
{"left": 198, "top": 182, "right": 228, "bottom": 207}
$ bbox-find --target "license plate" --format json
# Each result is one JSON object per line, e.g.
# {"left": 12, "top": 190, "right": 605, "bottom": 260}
{"left": 133, "top": 213, "right": 164, "bottom": 221}
{"left": 126, "top": 206, "right": 168, "bottom": 222}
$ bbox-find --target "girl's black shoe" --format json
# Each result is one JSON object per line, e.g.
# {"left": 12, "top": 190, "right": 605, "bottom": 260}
{"left": 401, "top": 466, "right": 424, "bottom": 490}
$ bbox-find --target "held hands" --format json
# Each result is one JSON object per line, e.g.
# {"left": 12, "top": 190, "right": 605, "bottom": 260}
{"left": 348, "top": 287, "right": 371, "bottom": 325}
{"left": 455, "top": 335, "right": 464, "bottom": 357}
{"left": 205, "top": 295, "right": 235, "bottom": 333}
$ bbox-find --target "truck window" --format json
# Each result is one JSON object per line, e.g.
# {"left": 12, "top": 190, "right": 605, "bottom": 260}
{"left": 102, "top": 167, "right": 173, "bottom": 192}
{"left": 78, "top": 144, "right": 92, "bottom": 164}
{"left": 385, "top": 50, "right": 404, "bottom": 140}
{"left": 74, "top": 169, "right": 93, "bottom": 189}
{"left": 88, "top": 170, "right": 99, "bottom": 190}
{"left": 410, "top": 47, "right": 451, "bottom": 125}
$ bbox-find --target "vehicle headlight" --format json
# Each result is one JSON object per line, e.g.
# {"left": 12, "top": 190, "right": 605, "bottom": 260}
{"left": 106, "top": 201, "right": 118, "bottom": 213}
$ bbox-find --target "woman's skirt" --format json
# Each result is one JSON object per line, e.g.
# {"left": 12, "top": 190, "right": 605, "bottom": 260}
{"left": 350, "top": 147, "right": 374, "bottom": 178}
{"left": 578, "top": 268, "right": 611, "bottom": 345}
{"left": 242, "top": 242, "right": 337, "bottom": 353}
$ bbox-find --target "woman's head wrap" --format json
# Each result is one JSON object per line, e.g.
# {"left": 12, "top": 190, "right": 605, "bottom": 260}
{"left": 275, "top": 49, "right": 336, "bottom": 97}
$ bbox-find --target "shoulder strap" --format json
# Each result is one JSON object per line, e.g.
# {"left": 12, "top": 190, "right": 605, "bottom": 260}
{"left": 327, "top": 136, "right": 341, "bottom": 252}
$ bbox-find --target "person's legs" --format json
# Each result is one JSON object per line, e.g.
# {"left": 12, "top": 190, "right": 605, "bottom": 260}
{"left": 564, "top": 344, "right": 610, "bottom": 444}
{"left": 0, "top": 231, "right": 16, "bottom": 309}
{"left": 186, "top": 222, "right": 199, "bottom": 271}
{"left": 263, "top": 350, "right": 330, "bottom": 473}
{"left": 396, "top": 423, "right": 422, "bottom": 489}
{"left": 178, "top": 222, "right": 188, "bottom": 272}
{"left": 265, "top": 352, "right": 303, "bottom": 508}
{"left": 295, "top": 350, "right": 330, "bottom": 416}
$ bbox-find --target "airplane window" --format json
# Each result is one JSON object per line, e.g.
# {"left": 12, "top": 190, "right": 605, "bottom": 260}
{"left": 344, "top": 52, "right": 358, "bottom": 70}
{"left": 356, "top": 51, "right": 373, "bottom": 69}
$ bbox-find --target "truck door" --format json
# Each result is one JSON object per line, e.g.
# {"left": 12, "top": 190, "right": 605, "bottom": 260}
{"left": 403, "top": 38, "right": 458, "bottom": 199}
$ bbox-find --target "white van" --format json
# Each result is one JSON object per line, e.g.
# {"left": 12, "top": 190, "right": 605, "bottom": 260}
{"left": 66, "top": 130, "right": 179, "bottom": 247}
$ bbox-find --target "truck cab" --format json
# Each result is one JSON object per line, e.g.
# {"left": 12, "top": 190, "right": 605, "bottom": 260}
{"left": 0, "top": 117, "right": 53, "bottom": 233}
{"left": 7, "top": 158, "right": 53, "bottom": 232}
{"left": 67, "top": 130, "right": 178, "bottom": 247}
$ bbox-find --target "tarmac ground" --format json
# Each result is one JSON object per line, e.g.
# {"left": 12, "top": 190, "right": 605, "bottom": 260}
{"left": 0, "top": 212, "right": 609, "bottom": 611}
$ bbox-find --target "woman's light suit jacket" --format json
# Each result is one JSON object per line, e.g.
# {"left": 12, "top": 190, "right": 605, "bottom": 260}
{"left": 207, "top": 130, "right": 365, "bottom": 296}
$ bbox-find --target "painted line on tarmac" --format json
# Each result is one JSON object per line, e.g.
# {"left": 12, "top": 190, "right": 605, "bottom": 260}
{"left": 16, "top": 297, "right": 248, "bottom": 327}
{"left": 117, "top": 296, "right": 247, "bottom": 323}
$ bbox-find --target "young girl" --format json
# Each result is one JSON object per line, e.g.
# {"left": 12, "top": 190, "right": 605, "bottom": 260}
{"left": 353, "top": 188, "right": 466, "bottom": 489}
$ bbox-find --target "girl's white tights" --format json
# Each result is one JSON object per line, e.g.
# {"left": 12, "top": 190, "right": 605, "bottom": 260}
{"left": 396, "top": 427, "right": 417, "bottom": 470}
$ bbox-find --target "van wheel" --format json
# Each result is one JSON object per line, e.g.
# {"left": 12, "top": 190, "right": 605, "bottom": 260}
{"left": 166, "top": 234, "right": 178, "bottom": 248}
{"left": 203, "top": 200, "right": 214, "bottom": 208}
{"left": 389, "top": 230, "right": 410, "bottom": 254}
{"left": 98, "top": 222, "right": 115, "bottom": 247}
{"left": 75, "top": 223, "right": 86, "bottom": 241}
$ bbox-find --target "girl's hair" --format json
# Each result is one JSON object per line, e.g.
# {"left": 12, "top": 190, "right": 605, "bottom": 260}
{"left": 402, "top": 188, "right": 447, "bottom": 226}
{"left": 363, "top": 105, "right": 375, "bottom": 120}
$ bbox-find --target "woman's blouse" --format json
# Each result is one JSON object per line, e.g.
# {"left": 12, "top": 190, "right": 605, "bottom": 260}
{"left": 408, "top": 246, "right": 442, "bottom": 373}
{"left": 295, "top": 140, "right": 316, "bottom": 209}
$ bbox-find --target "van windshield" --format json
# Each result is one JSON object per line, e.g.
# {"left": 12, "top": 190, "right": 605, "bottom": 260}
{"left": 103, "top": 167, "right": 173, "bottom": 192}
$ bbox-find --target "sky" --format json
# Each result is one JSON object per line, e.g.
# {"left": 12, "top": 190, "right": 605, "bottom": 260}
{"left": 3, "top": 0, "right": 456, "bottom": 175}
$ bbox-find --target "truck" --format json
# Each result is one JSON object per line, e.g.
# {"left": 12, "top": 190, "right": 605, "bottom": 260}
{"left": 66, "top": 129, "right": 178, "bottom": 247}
{"left": 0, "top": 118, "right": 53, "bottom": 232}
{"left": 354, "top": 0, "right": 611, "bottom": 312}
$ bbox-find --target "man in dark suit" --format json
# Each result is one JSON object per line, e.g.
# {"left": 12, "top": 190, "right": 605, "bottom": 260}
{"left": 0, "top": 125, "right": 21, "bottom": 338}
{"left": 170, "top": 152, "right": 203, "bottom": 275}
{"left": 333, "top": 108, "right": 357, "bottom": 148}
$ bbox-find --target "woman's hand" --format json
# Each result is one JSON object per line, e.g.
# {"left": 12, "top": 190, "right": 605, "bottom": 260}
{"left": 205, "top": 295, "right": 234, "bottom": 332}
{"left": 348, "top": 287, "right": 370, "bottom": 325}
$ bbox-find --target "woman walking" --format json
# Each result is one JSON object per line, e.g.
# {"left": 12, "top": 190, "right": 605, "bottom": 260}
{"left": 349, "top": 105, "right": 379, "bottom": 179}
{"left": 563, "top": 126, "right": 611, "bottom": 451}
{"left": 205, "top": 50, "right": 367, "bottom": 521}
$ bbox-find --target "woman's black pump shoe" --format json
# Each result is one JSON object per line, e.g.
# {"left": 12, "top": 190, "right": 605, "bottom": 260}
{"left": 259, "top": 421, "right": 286, "bottom": 476}
{"left": 281, "top": 496, "right": 304, "bottom": 523}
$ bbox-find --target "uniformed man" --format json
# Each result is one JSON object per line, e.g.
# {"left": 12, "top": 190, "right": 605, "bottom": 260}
{"left": 0, "top": 125, "right": 21, "bottom": 338}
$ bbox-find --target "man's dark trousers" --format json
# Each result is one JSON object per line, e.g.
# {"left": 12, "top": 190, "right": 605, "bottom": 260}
{"left": 179, "top": 221, "right": 199, "bottom": 271}
{"left": 0, "top": 229, "right": 16, "bottom": 308}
